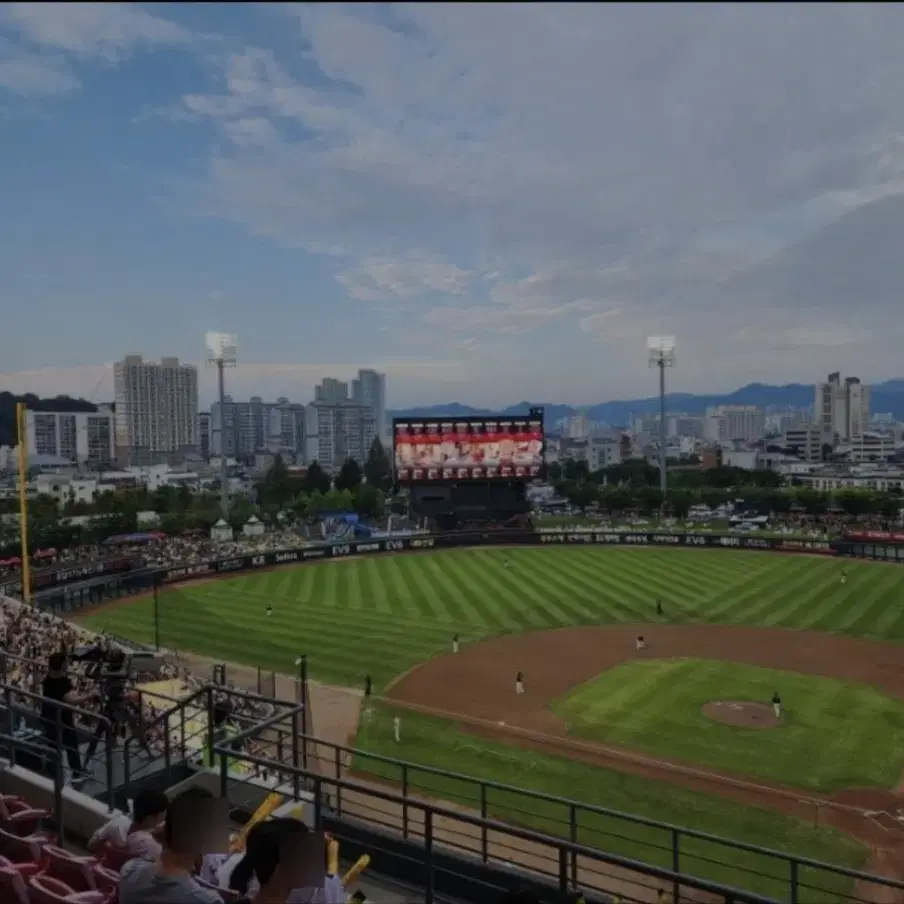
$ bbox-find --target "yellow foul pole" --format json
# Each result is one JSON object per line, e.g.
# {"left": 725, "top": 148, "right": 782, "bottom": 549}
{"left": 15, "top": 402, "right": 31, "bottom": 604}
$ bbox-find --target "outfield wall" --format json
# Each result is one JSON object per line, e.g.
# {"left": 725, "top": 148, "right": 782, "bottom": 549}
{"left": 18, "top": 527, "right": 904, "bottom": 615}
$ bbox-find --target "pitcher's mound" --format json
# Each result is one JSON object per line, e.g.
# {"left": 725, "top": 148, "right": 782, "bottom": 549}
{"left": 703, "top": 700, "right": 779, "bottom": 729}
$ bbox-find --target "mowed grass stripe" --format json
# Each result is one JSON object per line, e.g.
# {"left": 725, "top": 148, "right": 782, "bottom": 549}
{"left": 535, "top": 554, "right": 635, "bottom": 623}
{"left": 706, "top": 559, "right": 818, "bottom": 623}
{"left": 802, "top": 568, "right": 890, "bottom": 633}
{"left": 76, "top": 547, "right": 904, "bottom": 689}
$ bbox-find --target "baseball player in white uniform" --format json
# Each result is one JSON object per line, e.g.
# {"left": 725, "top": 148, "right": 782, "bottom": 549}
{"left": 635, "top": 635, "right": 646, "bottom": 652}
{"left": 516, "top": 671, "right": 524, "bottom": 695}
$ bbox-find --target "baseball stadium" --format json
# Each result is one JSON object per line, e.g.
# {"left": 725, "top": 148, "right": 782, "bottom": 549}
{"left": 66, "top": 530, "right": 904, "bottom": 904}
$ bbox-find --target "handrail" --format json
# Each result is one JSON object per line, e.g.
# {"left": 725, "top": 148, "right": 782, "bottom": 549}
{"left": 0, "top": 682, "right": 117, "bottom": 807}
{"left": 0, "top": 682, "right": 112, "bottom": 730}
{"left": 211, "top": 744, "right": 781, "bottom": 904}
{"left": 223, "top": 704, "right": 305, "bottom": 747}
{"left": 287, "top": 730, "right": 904, "bottom": 885}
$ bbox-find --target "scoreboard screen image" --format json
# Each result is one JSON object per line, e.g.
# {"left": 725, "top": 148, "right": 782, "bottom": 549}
{"left": 393, "top": 415, "right": 545, "bottom": 483}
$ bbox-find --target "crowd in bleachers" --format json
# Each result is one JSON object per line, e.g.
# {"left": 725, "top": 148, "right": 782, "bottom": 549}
{"left": 0, "top": 596, "right": 268, "bottom": 777}
{"left": 0, "top": 531, "right": 319, "bottom": 582}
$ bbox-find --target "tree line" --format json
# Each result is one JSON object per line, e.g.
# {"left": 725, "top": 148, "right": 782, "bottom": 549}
{"left": 0, "top": 438, "right": 400, "bottom": 555}
{"left": 548, "top": 459, "right": 903, "bottom": 518}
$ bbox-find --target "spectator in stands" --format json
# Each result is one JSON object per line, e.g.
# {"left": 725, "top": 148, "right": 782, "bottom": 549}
{"left": 227, "top": 818, "right": 344, "bottom": 904}
{"left": 87, "top": 788, "right": 168, "bottom": 860}
{"left": 120, "top": 788, "right": 226, "bottom": 904}
{"left": 40, "top": 650, "right": 90, "bottom": 782}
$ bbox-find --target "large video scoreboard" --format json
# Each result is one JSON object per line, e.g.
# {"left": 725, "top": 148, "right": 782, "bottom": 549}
{"left": 393, "top": 412, "right": 545, "bottom": 484}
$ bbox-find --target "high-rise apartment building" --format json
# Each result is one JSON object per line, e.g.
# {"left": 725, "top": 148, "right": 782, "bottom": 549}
{"left": 351, "top": 369, "right": 387, "bottom": 441}
{"left": 314, "top": 378, "right": 349, "bottom": 405}
{"left": 26, "top": 409, "right": 114, "bottom": 467}
{"left": 113, "top": 355, "right": 199, "bottom": 465}
{"left": 703, "top": 405, "right": 765, "bottom": 444}
{"left": 815, "top": 373, "right": 871, "bottom": 442}
{"left": 210, "top": 396, "right": 305, "bottom": 458}
{"left": 304, "top": 401, "right": 376, "bottom": 472}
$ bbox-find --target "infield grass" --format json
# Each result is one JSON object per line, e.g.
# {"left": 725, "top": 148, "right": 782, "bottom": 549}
{"left": 551, "top": 658, "right": 904, "bottom": 792}
{"left": 353, "top": 702, "right": 867, "bottom": 901}
{"left": 74, "top": 547, "right": 904, "bottom": 690}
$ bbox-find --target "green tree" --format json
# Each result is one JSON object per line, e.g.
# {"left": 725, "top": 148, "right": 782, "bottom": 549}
{"left": 303, "top": 461, "right": 332, "bottom": 495}
{"left": 335, "top": 458, "right": 363, "bottom": 492}
{"left": 562, "top": 458, "right": 590, "bottom": 481}
{"left": 355, "top": 484, "right": 386, "bottom": 519}
{"left": 667, "top": 489, "right": 694, "bottom": 519}
{"left": 599, "top": 486, "right": 634, "bottom": 513}
{"left": 363, "top": 438, "right": 393, "bottom": 491}
{"left": 833, "top": 489, "right": 877, "bottom": 517}
{"left": 637, "top": 486, "right": 664, "bottom": 515}
{"left": 322, "top": 488, "right": 354, "bottom": 512}
{"left": 305, "top": 490, "right": 325, "bottom": 518}
{"left": 389, "top": 496, "right": 408, "bottom": 516}
{"left": 259, "top": 455, "right": 295, "bottom": 507}
{"left": 792, "top": 488, "right": 825, "bottom": 514}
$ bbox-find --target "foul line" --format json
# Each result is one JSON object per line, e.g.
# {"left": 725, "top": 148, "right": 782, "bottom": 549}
{"left": 379, "top": 695, "right": 899, "bottom": 825}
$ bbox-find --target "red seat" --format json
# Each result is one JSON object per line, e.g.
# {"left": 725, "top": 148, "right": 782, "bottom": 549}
{"left": 99, "top": 844, "right": 132, "bottom": 873}
{"left": 0, "top": 827, "right": 45, "bottom": 866}
{"left": 0, "top": 860, "right": 29, "bottom": 903}
{"left": 3, "top": 807, "right": 52, "bottom": 837}
{"left": 90, "top": 865, "right": 119, "bottom": 900}
{"left": 41, "top": 845, "right": 99, "bottom": 892}
{"left": 28, "top": 875, "right": 107, "bottom": 904}
{"left": 0, "top": 796, "right": 29, "bottom": 818}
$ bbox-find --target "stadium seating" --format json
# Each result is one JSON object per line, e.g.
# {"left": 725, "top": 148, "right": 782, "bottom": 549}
{"left": 0, "top": 795, "right": 52, "bottom": 837}
{"left": 0, "top": 859, "right": 30, "bottom": 903}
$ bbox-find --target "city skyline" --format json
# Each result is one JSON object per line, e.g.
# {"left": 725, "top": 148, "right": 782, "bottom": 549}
{"left": 3, "top": 7, "right": 904, "bottom": 406}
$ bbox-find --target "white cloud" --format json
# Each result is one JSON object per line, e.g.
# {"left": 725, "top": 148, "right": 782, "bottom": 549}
{"left": 1, "top": 3, "right": 189, "bottom": 61}
{"left": 336, "top": 252, "right": 472, "bottom": 303}
{"left": 147, "top": 3, "right": 904, "bottom": 382}
{"left": 7, "top": 5, "right": 904, "bottom": 400}
{"left": 0, "top": 39, "right": 78, "bottom": 96}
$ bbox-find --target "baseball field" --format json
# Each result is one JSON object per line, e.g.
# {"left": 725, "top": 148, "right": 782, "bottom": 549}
{"left": 73, "top": 545, "right": 904, "bottom": 899}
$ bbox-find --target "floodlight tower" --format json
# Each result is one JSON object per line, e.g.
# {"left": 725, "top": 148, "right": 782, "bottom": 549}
{"left": 206, "top": 332, "right": 238, "bottom": 520}
{"left": 647, "top": 336, "right": 676, "bottom": 498}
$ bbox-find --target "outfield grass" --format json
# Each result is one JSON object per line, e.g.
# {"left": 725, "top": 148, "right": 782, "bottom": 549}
{"left": 353, "top": 702, "right": 867, "bottom": 901}
{"left": 70, "top": 546, "right": 904, "bottom": 893}
{"left": 551, "top": 658, "right": 904, "bottom": 792}
{"left": 75, "top": 547, "right": 904, "bottom": 689}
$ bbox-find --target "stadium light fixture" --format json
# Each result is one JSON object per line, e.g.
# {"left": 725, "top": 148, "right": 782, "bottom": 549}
{"left": 647, "top": 336, "right": 677, "bottom": 498}
{"left": 206, "top": 332, "right": 238, "bottom": 521}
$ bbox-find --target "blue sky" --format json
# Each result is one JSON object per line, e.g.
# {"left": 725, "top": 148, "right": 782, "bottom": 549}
{"left": 2, "top": 4, "right": 904, "bottom": 408}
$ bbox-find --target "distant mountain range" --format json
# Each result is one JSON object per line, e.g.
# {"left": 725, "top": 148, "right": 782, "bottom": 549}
{"left": 389, "top": 379, "right": 904, "bottom": 427}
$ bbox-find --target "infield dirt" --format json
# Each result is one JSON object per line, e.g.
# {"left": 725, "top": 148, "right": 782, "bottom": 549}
{"left": 386, "top": 623, "right": 904, "bottom": 893}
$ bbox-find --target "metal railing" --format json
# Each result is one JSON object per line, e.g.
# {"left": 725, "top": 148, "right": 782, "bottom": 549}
{"left": 121, "top": 682, "right": 299, "bottom": 789}
{"left": 0, "top": 682, "right": 118, "bottom": 806}
{"left": 211, "top": 740, "right": 781, "bottom": 904}
{"left": 253, "top": 729, "right": 904, "bottom": 904}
